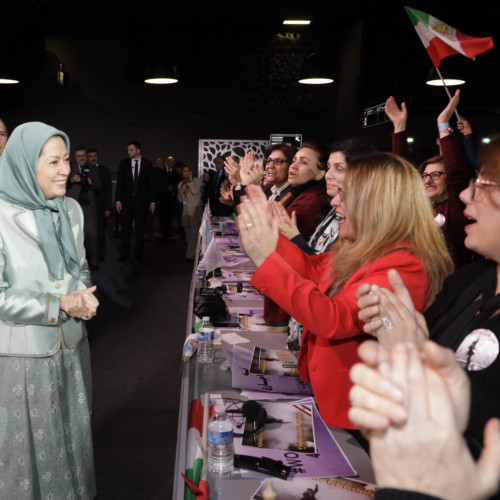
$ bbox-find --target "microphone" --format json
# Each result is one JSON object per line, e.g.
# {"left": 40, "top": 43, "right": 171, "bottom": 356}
{"left": 233, "top": 401, "right": 284, "bottom": 437}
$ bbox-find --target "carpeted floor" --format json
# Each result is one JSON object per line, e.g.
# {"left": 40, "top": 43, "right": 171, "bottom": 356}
{"left": 86, "top": 222, "right": 193, "bottom": 499}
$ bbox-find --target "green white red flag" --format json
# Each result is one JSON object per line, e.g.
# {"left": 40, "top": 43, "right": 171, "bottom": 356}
{"left": 405, "top": 6, "right": 494, "bottom": 67}
{"left": 182, "top": 398, "right": 209, "bottom": 500}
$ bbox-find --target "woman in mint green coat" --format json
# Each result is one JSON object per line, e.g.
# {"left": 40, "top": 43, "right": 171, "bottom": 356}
{"left": 0, "top": 122, "right": 99, "bottom": 498}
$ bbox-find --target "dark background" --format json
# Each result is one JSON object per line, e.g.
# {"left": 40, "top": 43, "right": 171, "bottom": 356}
{"left": 1, "top": 0, "right": 499, "bottom": 172}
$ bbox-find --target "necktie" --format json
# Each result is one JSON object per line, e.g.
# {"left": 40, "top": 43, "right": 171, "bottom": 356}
{"left": 134, "top": 160, "right": 139, "bottom": 196}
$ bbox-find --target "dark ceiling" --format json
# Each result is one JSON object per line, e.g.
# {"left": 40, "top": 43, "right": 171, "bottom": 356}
{"left": 1, "top": 1, "right": 499, "bottom": 150}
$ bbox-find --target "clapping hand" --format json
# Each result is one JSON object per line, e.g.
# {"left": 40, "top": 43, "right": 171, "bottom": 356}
{"left": 356, "top": 269, "right": 428, "bottom": 348}
{"left": 237, "top": 184, "right": 277, "bottom": 267}
{"left": 224, "top": 157, "right": 241, "bottom": 184}
{"left": 349, "top": 340, "right": 500, "bottom": 500}
{"left": 271, "top": 201, "right": 299, "bottom": 240}
{"left": 240, "top": 153, "right": 264, "bottom": 187}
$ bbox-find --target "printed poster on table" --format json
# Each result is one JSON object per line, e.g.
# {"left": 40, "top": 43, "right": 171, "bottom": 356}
{"left": 233, "top": 397, "right": 357, "bottom": 479}
{"left": 240, "top": 401, "right": 316, "bottom": 453}
{"left": 230, "top": 344, "right": 312, "bottom": 395}
{"left": 221, "top": 269, "right": 255, "bottom": 282}
{"left": 223, "top": 282, "right": 263, "bottom": 300}
{"left": 251, "top": 476, "right": 376, "bottom": 499}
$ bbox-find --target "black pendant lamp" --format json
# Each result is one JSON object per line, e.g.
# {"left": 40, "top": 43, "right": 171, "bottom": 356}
{"left": 145, "top": 57, "right": 178, "bottom": 85}
{"left": 298, "top": 53, "right": 334, "bottom": 85}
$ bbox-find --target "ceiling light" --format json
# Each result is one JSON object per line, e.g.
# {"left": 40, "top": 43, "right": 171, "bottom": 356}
{"left": 145, "top": 58, "right": 178, "bottom": 84}
{"left": 426, "top": 76, "right": 465, "bottom": 87}
{"left": 283, "top": 20, "right": 310, "bottom": 25}
{"left": 298, "top": 53, "right": 334, "bottom": 85}
{"left": 0, "top": 68, "right": 19, "bottom": 84}
{"left": 426, "top": 58, "right": 466, "bottom": 87}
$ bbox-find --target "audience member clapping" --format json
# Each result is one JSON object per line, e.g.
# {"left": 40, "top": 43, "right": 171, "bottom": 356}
{"left": 236, "top": 152, "right": 453, "bottom": 429}
{"left": 356, "top": 136, "right": 500, "bottom": 448}
{"left": 348, "top": 339, "right": 500, "bottom": 500}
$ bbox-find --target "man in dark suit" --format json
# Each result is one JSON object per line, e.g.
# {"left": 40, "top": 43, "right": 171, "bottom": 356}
{"left": 115, "top": 140, "right": 155, "bottom": 262}
{"left": 209, "top": 154, "right": 234, "bottom": 216}
{"left": 66, "top": 145, "right": 101, "bottom": 270}
{"left": 88, "top": 148, "right": 112, "bottom": 261}
{"left": 146, "top": 156, "right": 171, "bottom": 242}
{"left": 164, "top": 155, "right": 178, "bottom": 237}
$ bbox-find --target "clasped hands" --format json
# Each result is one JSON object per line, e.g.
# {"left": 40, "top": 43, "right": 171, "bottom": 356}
{"left": 60, "top": 285, "right": 99, "bottom": 319}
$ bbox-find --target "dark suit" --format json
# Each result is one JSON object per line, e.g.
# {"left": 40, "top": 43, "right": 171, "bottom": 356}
{"left": 115, "top": 156, "right": 155, "bottom": 261}
{"left": 153, "top": 166, "right": 174, "bottom": 239}
{"left": 66, "top": 162, "right": 101, "bottom": 266}
{"left": 208, "top": 168, "right": 234, "bottom": 217}
{"left": 96, "top": 163, "right": 112, "bottom": 260}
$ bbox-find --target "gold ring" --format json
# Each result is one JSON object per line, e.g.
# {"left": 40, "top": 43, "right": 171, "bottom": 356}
{"left": 246, "top": 223, "right": 254, "bottom": 229}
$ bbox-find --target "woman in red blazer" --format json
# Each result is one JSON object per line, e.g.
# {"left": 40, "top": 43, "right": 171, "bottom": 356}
{"left": 237, "top": 152, "right": 454, "bottom": 429}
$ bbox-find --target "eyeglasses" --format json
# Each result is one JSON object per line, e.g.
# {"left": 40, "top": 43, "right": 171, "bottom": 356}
{"left": 422, "top": 171, "right": 445, "bottom": 181}
{"left": 265, "top": 158, "right": 289, "bottom": 166}
{"left": 469, "top": 177, "right": 500, "bottom": 200}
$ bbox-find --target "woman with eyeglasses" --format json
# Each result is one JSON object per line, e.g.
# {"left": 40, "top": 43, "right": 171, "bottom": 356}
{"left": 355, "top": 136, "right": 500, "bottom": 453}
{"left": 387, "top": 89, "right": 475, "bottom": 268}
{"left": 225, "top": 142, "right": 295, "bottom": 211}
{"left": 236, "top": 152, "right": 453, "bottom": 429}
{"left": 263, "top": 143, "right": 296, "bottom": 202}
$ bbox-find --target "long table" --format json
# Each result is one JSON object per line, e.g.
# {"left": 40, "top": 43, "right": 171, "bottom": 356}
{"left": 172, "top": 215, "right": 375, "bottom": 500}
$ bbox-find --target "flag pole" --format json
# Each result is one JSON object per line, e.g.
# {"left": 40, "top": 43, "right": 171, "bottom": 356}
{"left": 435, "top": 66, "right": 461, "bottom": 121}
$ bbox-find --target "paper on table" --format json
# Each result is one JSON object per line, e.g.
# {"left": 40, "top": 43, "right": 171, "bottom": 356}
{"left": 219, "top": 332, "right": 251, "bottom": 345}
{"left": 234, "top": 397, "right": 356, "bottom": 479}
{"left": 241, "top": 390, "right": 309, "bottom": 401}
{"left": 231, "top": 344, "right": 312, "bottom": 395}
{"left": 251, "top": 476, "right": 377, "bottom": 499}
{"left": 200, "top": 238, "right": 226, "bottom": 274}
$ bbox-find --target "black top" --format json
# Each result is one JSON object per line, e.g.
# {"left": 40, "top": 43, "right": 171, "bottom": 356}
{"left": 426, "top": 258, "right": 500, "bottom": 446}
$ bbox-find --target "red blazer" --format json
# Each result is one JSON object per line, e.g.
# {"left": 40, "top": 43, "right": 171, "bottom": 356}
{"left": 264, "top": 181, "right": 329, "bottom": 326}
{"left": 251, "top": 235, "right": 428, "bottom": 429}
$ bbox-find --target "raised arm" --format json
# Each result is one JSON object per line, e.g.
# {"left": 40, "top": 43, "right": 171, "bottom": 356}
{"left": 386, "top": 96, "right": 410, "bottom": 159}
{"left": 437, "top": 90, "right": 471, "bottom": 193}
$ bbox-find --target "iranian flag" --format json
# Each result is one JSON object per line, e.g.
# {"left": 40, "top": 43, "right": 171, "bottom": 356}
{"left": 405, "top": 6, "right": 494, "bottom": 67}
{"left": 182, "top": 398, "right": 209, "bottom": 500}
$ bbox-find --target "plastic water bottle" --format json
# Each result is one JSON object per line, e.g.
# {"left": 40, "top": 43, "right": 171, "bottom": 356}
{"left": 198, "top": 316, "right": 214, "bottom": 364}
{"left": 196, "top": 263, "right": 207, "bottom": 291}
{"left": 207, "top": 405, "right": 234, "bottom": 476}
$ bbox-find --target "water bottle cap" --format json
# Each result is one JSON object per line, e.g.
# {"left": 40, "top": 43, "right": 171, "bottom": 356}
{"left": 214, "top": 404, "right": 226, "bottom": 414}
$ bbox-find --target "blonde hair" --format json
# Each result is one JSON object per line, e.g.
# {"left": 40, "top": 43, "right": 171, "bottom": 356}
{"left": 329, "top": 152, "right": 453, "bottom": 306}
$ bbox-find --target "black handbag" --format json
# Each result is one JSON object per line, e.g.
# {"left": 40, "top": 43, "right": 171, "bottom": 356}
{"left": 193, "top": 288, "right": 229, "bottom": 322}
